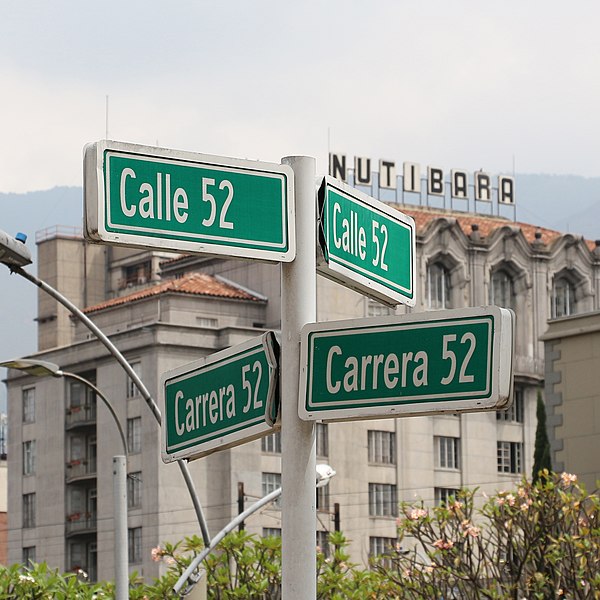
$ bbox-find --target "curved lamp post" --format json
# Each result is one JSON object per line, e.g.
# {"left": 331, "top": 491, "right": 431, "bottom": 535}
{"left": 173, "top": 463, "right": 337, "bottom": 596}
{"left": 1, "top": 358, "right": 129, "bottom": 600}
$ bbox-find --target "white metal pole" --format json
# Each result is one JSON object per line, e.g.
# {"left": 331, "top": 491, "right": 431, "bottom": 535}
{"left": 280, "top": 155, "right": 317, "bottom": 599}
{"left": 113, "top": 455, "right": 128, "bottom": 600}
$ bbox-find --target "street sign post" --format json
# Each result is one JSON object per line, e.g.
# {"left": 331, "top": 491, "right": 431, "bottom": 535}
{"left": 84, "top": 140, "right": 295, "bottom": 262}
{"left": 299, "top": 306, "right": 514, "bottom": 422}
{"left": 317, "top": 175, "right": 416, "bottom": 306}
{"left": 161, "top": 332, "right": 280, "bottom": 462}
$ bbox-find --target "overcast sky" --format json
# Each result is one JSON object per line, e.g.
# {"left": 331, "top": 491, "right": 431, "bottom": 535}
{"left": 2, "top": 1, "right": 600, "bottom": 194}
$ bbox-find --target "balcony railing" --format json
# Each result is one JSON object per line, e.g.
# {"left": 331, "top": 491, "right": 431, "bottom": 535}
{"left": 66, "top": 512, "right": 97, "bottom": 535}
{"left": 65, "top": 404, "right": 97, "bottom": 428}
{"left": 66, "top": 459, "right": 97, "bottom": 481}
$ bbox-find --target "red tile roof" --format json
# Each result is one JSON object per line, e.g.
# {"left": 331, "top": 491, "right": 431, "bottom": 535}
{"left": 85, "top": 272, "right": 264, "bottom": 314}
{"left": 401, "top": 206, "right": 560, "bottom": 245}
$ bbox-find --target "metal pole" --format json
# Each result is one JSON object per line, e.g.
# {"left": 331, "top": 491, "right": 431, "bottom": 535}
{"left": 113, "top": 455, "right": 128, "bottom": 600}
{"left": 173, "top": 487, "right": 282, "bottom": 595}
{"left": 280, "top": 155, "right": 317, "bottom": 599}
{"left": 10, "top": 265, "right": 211, "bottom": 546}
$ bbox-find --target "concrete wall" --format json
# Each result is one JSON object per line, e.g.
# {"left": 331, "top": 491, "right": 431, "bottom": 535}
{"left": 543, "top": 311, "right": 600, "bottom": 490}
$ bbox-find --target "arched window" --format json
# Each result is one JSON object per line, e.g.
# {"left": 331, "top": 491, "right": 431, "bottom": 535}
{"left": 552, "top": 277, "right": 576, "bottom": 318}
{"left": 427, "top": 263, "right": 451, "bottom": 309}
{"left": 489, "top": 269, "right": 515, "bottom": 309}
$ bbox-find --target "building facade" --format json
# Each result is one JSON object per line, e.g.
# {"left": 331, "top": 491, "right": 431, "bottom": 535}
{"left": 5, "top": 204, "right": 600, "bottom": 579}
{"left": 543, "top": 310, "right": 600, "bottom": 491}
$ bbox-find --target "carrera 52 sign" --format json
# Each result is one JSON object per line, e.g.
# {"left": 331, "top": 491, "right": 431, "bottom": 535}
{"left": 84, "top": 140, "right": 295, "bottom": 262}
{"left": 299, "top": 307, "right": 514, "bottom": 422}
{"left": 161, "top": 332, "right": 280, "bottom": 462}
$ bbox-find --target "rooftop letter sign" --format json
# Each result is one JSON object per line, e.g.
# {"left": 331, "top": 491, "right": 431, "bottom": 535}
{"left": 317, "top": 176, "right": 416, "bottom": 306}
{"left": 84, "top": 140, "right": 295, "bottom": 262}
{"left": 299, "top": 307, "right": 514, "bottom": 422}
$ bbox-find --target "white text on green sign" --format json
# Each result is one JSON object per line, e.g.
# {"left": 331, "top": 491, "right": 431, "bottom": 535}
{"left": 299, "top": 307, "right": 513, "bottom": 422}
{"left": 161, "top": 332, "right": 279, "bottom": 462}
{"left": 317, "top": 176, "right": 415, "bottom": 306}
{"left": 84, "top": 140, "right": 295, "bottom": 262}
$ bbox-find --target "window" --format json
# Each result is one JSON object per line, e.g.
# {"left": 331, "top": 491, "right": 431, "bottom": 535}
{"left": 262, "top": 527, "right": 281, "bottom": 538}
{"left": 366, "top": 298, "right": 393, "bottom": 317}
{"left": 497, "top": 387, "right": 524, "bottom": 423}
{"left": 23, "top": 493, "right": 36, "bottom": 528}
{"left": 552, "top": 277, "right": 576, "bottom": 318}
{"left": 436, "top": 436, "right": 460, "bottom": 470}
{"left": 316, "top": 423, "right": 329, "bottom": 457}
{"left": 369, "top": 483, "right": 397, "bottom": 517}
{"left": 123, "top": 261, "right": 151, "bottom": 288}
{"left": 368, "top": 430, "right": 396, "bottom": 465}
{"left": 369, "top": 537, "right": 396, "bottom": 567}
{"left": 22, "top": 388, "right": 35, "bottom": 423}
{"left": 317, "top": 481, "right": 329, "bottom": 512}
{"left": 261, "top": 431, "right": 281, "bottom": 454}
{"left": 262, "top": 472, "right": 281, "bottom": 508}
{"left": 68, "top": 373, "right": 96, "bottom": 410}
{"left": 127, "top": 417, "right": 142, "bottom": 454}
{"left": 126, "top": 362, "right": 142, "bottom": 398}
{"left": 128, "top": 527, "right": 142, "bottom": 564}
{"left": 23, "top": 440, "right": 36, "bottom": 476}
{"left": 427, "top": 263, "right": 451, "bottom": 309}
{"left": 23, "top": 546, "right": 36, "bottom": 565}
{"left": 317, "top": 530, "right": 330, "bottom": 557}
{"left": 490, "top": 269, "right": 515, "bottom": 309}
{"left": 127, "top": 472, "right": 142, "bottom": 509}
{"left": 497, "top": 441, "right": 523, "bottom": 474}
{"left": 435, "top": 488, "right": 460, "bottom": 507}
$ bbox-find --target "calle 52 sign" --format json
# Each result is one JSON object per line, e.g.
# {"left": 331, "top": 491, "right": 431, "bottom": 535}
{"left": 84, "top": 140, "right": 295, "bottom": 262}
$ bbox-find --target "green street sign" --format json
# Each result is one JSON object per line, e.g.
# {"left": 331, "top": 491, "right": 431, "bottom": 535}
{"left": 317, "top": 176, "right": 416, "bottom": 306}
{"left": 161, "top": 332, "right": 279, "bottom": 462}
{"left": 299, "top": 307, "right": 514, "bottom": 422}
{"left": 84, "top": 140, "right": 295, "bottom": 262}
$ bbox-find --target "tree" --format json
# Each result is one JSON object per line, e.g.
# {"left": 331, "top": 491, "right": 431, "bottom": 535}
{"left": 532, "top": 387, "right": 552, "bottom": 482}
{"left": 374, "top": 472, "right": 600, "bottom": 599}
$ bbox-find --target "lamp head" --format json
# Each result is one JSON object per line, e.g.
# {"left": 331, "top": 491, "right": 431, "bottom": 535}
{"left": 0, "top": 358, "right": 62, "bottom": 378}
{"left": 0, "top": 229, "right": 32, "bottom": 267}
{"left": 316, "top": 463, "right": 336, "bottom": 488}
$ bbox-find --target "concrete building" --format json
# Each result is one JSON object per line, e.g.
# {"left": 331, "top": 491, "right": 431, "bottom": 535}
{"left": 5, "top": 204, "right": 600, "bottom": 580}
{"left": 543, "top": 310, "right": 600, "bottom": 491}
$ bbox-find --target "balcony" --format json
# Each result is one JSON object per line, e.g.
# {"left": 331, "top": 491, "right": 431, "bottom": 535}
{"left": 66, "top": 512, "right": 97, "bottom": 536}
{"left": 65, "top": 404, "right": 97, "bottom": 429}
{"left": 66, "top": 459, "right": 97, "bottom": 482}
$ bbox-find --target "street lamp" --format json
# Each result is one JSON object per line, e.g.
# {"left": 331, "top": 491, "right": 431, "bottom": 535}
{"left": 173, "top": 463, "right": 337, "bottom": 596}
{"left": 1, "top": 358, "right": 129, "bottom": 600}
{"left": 0, "top": 228, "right": 211, "bottom": 547}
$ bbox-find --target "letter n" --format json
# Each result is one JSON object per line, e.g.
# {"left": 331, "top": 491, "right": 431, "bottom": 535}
{"left": 329, "top": 153, "right": 347, "bottom": 182}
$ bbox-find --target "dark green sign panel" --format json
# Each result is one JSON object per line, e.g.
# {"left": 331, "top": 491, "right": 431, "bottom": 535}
{"left": 318, "top": 176, "right": 415, "bottom": 306}
{"left": 85, "top": 141, "right": 295, "bottom": 262}
{"left": 299, "top": 307, "right": 513, "bottom": 421}
{"left": 161, "top": 332, "right": 279, "bottom": 462}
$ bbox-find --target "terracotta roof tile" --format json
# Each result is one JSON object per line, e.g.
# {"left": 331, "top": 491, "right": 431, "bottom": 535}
{"left": 85, "top": 273, "right": 264, "bottom": 314}
{"left": 400, "top": 205, "right": 564, "bottom": 246}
